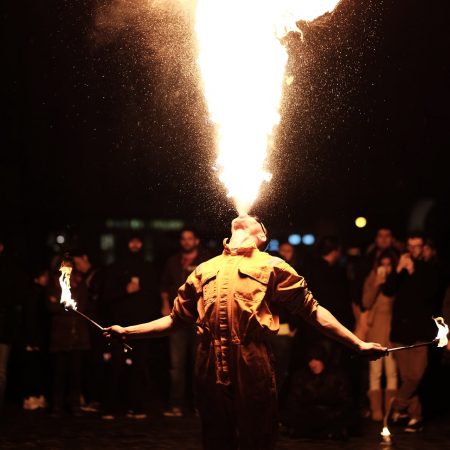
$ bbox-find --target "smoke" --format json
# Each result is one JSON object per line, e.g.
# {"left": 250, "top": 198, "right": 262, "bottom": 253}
{"left": 91, "top": 0, "right": 202, "bottom": 110}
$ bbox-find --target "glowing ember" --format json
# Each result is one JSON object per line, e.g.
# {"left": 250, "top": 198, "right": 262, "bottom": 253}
{"left": 195, "top": 0, "right": 341, "bottom": 214}
{"left": 434, "top": 317, "right": 449, "bottom": 347}
{"left": 59, "top": 263, "right": 77, "bottom": 310}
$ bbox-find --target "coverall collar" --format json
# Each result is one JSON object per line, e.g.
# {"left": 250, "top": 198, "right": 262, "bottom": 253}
{"left": 223, "top": 238, "right": 257, "bottom": 256}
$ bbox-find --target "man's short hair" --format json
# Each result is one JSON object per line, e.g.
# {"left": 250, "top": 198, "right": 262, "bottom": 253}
{"left": 318, "top": 236, "right": 340, "bottom": 257}
{"left": 407, "top": 231, "right": 426, "bottom": 242}
{"left": 179, "top": 227, "right": 199, "bottom": 240}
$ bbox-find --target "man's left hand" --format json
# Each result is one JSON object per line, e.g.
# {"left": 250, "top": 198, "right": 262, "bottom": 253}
{"left": 358, "top": 341, "right": 387, "bottom": 360}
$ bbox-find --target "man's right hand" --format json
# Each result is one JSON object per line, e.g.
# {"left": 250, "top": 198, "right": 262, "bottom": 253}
{"left": 126, "top": 281, "right": 140, "bottom": 294}
{"left": 103, "top": 325, "right": 127, "bottom": 340}
{"left": 397, "top": 253, "right": 414, "bottom": 274}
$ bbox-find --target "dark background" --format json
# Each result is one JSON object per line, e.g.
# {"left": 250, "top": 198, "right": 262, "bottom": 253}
{"left": 2, "top": 0, "right": 450, "bottom": 263}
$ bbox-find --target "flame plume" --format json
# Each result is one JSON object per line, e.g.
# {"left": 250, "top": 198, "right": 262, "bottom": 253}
{"left": 59, "top": 263, "right": 77, "bottom": 310}
{"left": 434, "top": 317, "right": 449, "bottom": 347}
{"left": 195, "top": 0, "right": 341, "bottom": 214}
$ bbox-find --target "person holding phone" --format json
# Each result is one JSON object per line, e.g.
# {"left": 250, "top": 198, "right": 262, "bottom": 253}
{"left": 362, "top": 250, "right": 398, "bottom": 421}
{"left": 384, "top": 233, "right": 440, "bottom": 432}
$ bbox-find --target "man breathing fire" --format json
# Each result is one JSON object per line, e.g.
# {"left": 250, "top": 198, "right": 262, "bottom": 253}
{"left": 105, "top": 214, "right": 386, "bottom": 450}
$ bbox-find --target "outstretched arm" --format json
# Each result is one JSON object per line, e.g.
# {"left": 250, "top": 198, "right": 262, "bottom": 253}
{"left": 307, "top": 305, "right": 386, "bottom": 358}
{"left": 104, "top": 267, "right": 201, "bottom": 342}
{"left": 104, "top": 314, "right": 179, "bottom": 340}
{"left": 271, "top": 261, "right": 386, "bottom": 359}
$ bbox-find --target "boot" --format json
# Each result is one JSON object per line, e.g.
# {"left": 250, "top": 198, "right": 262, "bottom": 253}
{"left": 384, "top": 389, "right": 397, "bottom": 414}
{"left": 368, "top": 390, "right": 383, "bottom": 421}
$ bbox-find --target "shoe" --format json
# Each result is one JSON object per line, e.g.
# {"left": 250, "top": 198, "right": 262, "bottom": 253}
{"left": 163, "top": 407, "right": 183, "bottom": 417}
{"left": 101, "top": 414, "right": 115, "bottom": 420}
{"left": 405, "top": 418, "right": 423, "bottom": 433}
{"left": 80, "top": 402, "right": 99, "bottom": 413}
{"left": 37, "top": 395, "right": 47, "bottom": 409}
{"left": 390, "top": 411, "right": 409, "bottom": 426}
{"left": 23, "top": 397, "right": 40, "bottom": 411}
{"left": 126, "top": 410, "right": 148, "bottom": 420}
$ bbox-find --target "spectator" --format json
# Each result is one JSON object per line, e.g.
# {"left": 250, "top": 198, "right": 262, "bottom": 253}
{"left": 72, "top": 250, "right": 105, "bottom": 413}
{"left": 385, "top": 233, "right": 439, "bottom": 432}
{"left": 22, "top": 266, "right": 50, "bottom": 410}
{"left": 297, "top": 236, "right": 354, "bottom": 367}
{"left": 278, "top": 242, "right": 300, "bottom": 272}
{"left": 102, "top": 235, "right": 158, "bottom": 420}
{"left": 47, "top": 262, "right": 90, "bottom": 417}
{"left": 0, "top": 238, "right": 24, "bottom": 411}
{"left": 362, "top": 250, "right": 398, "bottom": 421}
{"left": 355, "top": 228, "right": 400, "bottom": 311}
{"left": 422, "top": 239, "right": 437, "bottom": 263}
{"left": 160, "top": 227, "right": 209, "bottom": 417}
{"left": 284, "top": 344, "right": 352, "bottom": 440}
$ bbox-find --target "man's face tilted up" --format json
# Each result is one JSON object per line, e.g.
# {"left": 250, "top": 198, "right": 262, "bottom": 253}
{"left": 230, "top": 214, "right": 268, "bottom": 250}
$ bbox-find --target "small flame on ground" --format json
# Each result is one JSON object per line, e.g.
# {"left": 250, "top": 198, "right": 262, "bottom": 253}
{"left": 433, "top": 317, "right": 449, "bottom": 347}
{"left": 59, "top": 264, "right": 77, "bottom": 310}
{"left": 195, "top": 0, "right": 341, "bottom": 214}
{"left": 380, "top": 426, "right": 391, "bottom": 437}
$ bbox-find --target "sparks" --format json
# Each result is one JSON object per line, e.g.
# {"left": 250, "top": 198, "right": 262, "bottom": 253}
{"left": 195, "top": 0, "right": 341, "bottom": 214}
{"left": 59, "top": 263, "right": 77, "bottom": 310}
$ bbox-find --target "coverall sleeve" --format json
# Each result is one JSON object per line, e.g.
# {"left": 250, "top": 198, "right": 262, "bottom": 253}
{"left": 170, "top": 268, "right": 202, "bottom": 326}
{"left": 272, "top": 260, "right": 319, "bottom": 319}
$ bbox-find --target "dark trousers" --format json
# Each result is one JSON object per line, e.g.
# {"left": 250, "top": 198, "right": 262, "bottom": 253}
{"left": 168, "top": 326, "right": 196, "bottom": 408}
{"left": 392, "top": 344, "right": 428, "bottom": 420}
{"left": 103, "top": 340, "right": 148, "bottom": 414}
{"left": 23, "top": 350, "right": 45, "bottom": 398}
{"left": 0, "top": 343, "right": 11, "bottom": 409}
{"left": 266, "top": 334, "right": 292, "bottom": 394}
{"left": 51, "top": 350, "right": 82, "bottom": 411}
{"left": 82, "top": 332, "right": 104, "bottom": 404}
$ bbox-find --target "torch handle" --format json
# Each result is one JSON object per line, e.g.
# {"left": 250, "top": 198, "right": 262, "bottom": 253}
{"left": 70, "top": 308, "right": 133, "bottom": 352}
{"left": 72, "top": 308, "right": 104, "bottom": 331}
{"left": 386, "top": 339, "right": 439, "bottom": 353}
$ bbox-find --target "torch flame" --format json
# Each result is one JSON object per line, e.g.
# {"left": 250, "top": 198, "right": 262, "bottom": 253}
{"left": 59, "top": 264, "right": 77, "bottom": 310}
{"left": 195, "top": 0, "right": 341, "bottom": 214}
{"left": 433, "top": 317, "right": 449, "bottom": 347}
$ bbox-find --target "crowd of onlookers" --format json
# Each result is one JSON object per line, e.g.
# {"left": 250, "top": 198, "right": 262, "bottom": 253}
{"left": 0, "top": 226, "right": 449, "bottom": 440}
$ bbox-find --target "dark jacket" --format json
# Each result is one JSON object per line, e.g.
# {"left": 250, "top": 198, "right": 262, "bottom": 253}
{"left": 160, "top": 251, "right": 209, "bottom": 307}
{"left": 303, "top": 257, "right": 354, "bottom": 330}
{"left": 387, "top": 260, "right": 439, "bottom": 345}
{"left": 102, "top": 252, "right": 159, "bottom": 326}
{"left": 0, "top": 252, "right": 24, "bottom": 344}
{"left": 23, "top": 283, "right": 50, "bottom": 349}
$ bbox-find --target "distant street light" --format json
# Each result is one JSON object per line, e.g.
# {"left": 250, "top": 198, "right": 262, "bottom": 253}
{"left": 355, "top": 217, "right": 367, "bottom": 228}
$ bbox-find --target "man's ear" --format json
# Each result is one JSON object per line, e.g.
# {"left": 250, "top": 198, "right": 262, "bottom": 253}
{"left": 258, "top": 233, "right": 267, "bottom": 243}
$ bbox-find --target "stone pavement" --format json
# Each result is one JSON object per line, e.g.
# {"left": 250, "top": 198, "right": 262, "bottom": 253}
{"left": 0, "top": 407, "right": 449, "bottom": 450}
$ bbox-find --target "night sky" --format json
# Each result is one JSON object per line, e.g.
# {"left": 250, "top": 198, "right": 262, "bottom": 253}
{"left": 2, "top": 1, "right": 450, "bottom": 251}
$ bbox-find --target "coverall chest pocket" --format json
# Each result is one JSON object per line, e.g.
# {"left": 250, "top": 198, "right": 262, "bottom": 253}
{"left": 236, "top": 267, "right": 271, "bottom": 301}
{"left": 202, "top": 271, "right": 218, "bottom": 312}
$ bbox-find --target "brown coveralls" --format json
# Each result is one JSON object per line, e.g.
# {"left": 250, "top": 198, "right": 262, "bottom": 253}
{"left": 171, "top": 241, "right": 319, "bottom": 450}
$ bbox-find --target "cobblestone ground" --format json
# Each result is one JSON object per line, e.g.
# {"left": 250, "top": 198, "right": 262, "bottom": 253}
{"left": 1, "top": 407, "right": 449, "bottom": 450}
